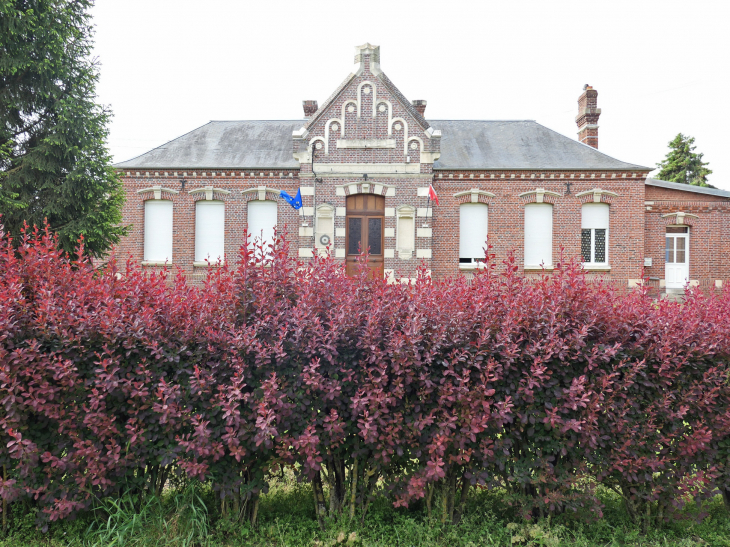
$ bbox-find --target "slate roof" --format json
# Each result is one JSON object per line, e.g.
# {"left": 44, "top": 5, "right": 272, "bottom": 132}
{"left": 645, "top": 178, "right": 730, "bottom": 198}
{"left": 115, "top": 121, "right": 303, "bottom": 169}
{"left": 432, "top": 120, "right": 649, "bottom": 171}
{"left": 115, "top": 119, "right": 650, "bottom": 171}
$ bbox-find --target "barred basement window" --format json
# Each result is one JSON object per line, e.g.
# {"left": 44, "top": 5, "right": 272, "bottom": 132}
{"left": 581, "top": 203, "right": 609, "bottom": 264}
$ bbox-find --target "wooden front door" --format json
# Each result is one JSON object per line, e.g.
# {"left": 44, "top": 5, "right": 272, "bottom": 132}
{"left": 345, "top": 194, "right": 385, "bottom": 277}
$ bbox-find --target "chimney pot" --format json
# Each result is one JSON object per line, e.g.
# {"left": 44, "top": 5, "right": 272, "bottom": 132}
{"left": 576, "top": 85, "right": 601, "bottom": 149}
{"left": 303, "top": 100, "right": 318, "bottom": 118}
{"left": 412, "top": 100, "right": 427, "bottom": 116}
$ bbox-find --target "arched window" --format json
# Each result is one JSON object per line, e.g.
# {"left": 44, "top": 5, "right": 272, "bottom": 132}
{"left": 195, "top": 200, "right": 225, "bottom": 263}
{"left": 247, "top": 200, "right": 277, "bottom": 251}
{"left": 581, "top": 203, "right": 609, "bottom": 264}
{"left": 459, "top": 203, "right": 488, "bottom": 266}
{"left": 524, "top": 203, "right": 553, "bottom": 268}
{"left": 144, "top": 200, "right": 173, "bottom": 263}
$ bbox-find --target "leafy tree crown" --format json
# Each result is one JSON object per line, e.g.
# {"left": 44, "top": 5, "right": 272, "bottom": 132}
{"left": 655, "top": 133, "right": 713, "bottom": 187}
{"left": 0, "top": 0, "right": 127, "bottom": 257}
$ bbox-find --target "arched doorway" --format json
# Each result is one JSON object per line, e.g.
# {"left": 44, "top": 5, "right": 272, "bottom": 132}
{"left": 345, "top": 194, "right": 384, "bottom": 277}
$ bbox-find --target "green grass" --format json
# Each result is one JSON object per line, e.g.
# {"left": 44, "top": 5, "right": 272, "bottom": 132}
{"left": 2, "top": 478, "right": 730, "bottom": 547}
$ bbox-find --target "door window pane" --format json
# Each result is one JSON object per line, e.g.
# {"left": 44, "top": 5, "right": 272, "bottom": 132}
{"left": 676, "top": 237, "right": 686, "bottom": 263}
{"left": 348, "top": 217, "right": 362, "bottom": 255}
{"left": 368, "top": 218, "right": 382, "bottom": 255}
{"left": 666, "top": 237, "right": 674, "bottom": 263}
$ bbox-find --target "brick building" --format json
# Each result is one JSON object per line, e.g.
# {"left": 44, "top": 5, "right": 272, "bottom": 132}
{"left": 115, "top": 43, "right": 730, "bottom": 291}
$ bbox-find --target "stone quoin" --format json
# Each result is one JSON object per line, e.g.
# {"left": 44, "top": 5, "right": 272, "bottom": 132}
{"left": 115, "top": 43, "right": 730, "bottom": 291}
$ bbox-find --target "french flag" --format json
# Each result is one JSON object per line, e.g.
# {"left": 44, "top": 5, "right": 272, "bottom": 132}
{"left": 428, "top": 184, "right": 439, "bottom": 206}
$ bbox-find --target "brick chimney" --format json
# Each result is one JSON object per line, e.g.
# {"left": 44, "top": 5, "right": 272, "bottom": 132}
{"left": 303, "top": 100, "right": 318, "bottom": 118}
{"left": 412, "top": 100, "right": 427, "bottom": 116}
{"left": 576, "top": 85, "right": 601, "bottom": 149}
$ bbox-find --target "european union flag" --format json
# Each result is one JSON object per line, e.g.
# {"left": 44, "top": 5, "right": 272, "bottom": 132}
{"left": 280, "top": 188, "right": 303, "bottom": 210}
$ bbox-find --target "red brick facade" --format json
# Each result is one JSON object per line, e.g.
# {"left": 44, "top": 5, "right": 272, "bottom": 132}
{"left": 115, "top": 44, "right": 729, "bottom": 291}
{"left": 644, "top": 184, "right": 730, "bottom": 291}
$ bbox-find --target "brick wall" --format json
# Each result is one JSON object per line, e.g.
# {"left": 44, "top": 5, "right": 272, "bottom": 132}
{"left": 115, "top": 47, "right": 652, "bottom": 286}
{"left": 117, "top": 170, "right": 302, "bottom": 282}
{"left": 117, "top": 46, "right": 730, "bottom": 290}
{"left": 430, "top": 171, "right": 647, "bottom": 284}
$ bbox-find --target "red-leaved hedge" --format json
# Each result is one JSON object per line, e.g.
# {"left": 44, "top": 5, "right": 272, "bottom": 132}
{"left": 2, "top": 226, "right": 730, "bottom": 531}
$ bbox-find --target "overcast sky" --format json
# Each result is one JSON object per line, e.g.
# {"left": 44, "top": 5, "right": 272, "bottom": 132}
{"left": 92, "top": 0, "right": 730, "bottom": 188}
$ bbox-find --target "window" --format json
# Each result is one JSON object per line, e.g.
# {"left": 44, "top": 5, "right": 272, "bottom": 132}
{"left": 581, "top": 203, "right": 609, "bottom": 264}
{"left": 396, "top": 206, "right": 415, "bottom": 259}
{"left": 144, "top": 200, "right": 173, "bottom": 263}
{"left": 459, "top": 203, "right": 488, "bottom": 266}
{"left": 195, "top": 200, "right": 225, "bottom": 263}
{"left": 524, "top": 203, "right": 553, "bottom": 267}
{"left": 247, "top": 200, "right": 277, "bottom": 252}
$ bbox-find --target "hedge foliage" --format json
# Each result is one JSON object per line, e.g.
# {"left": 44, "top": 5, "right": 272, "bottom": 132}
{"left": 2, "top": 226, "right": 730, "bottom": 532}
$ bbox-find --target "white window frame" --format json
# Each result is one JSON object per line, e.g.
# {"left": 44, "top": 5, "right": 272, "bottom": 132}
{"left": 143, "top": 199, "right": 173, "bottom": 264}
{"left": 524, "top": 203, "right": 553, "bottom": 269}
{"left": 247, "top": 200, "right": 278, "bottom": 256}
{"left": 459, "top": 203, "right": 489, "bottom": 269}
{"left": 194, "top": 200, "right": 225, "bottom": 265}
{"left": 581, "top": 203, "right": 609, "bottom": 268}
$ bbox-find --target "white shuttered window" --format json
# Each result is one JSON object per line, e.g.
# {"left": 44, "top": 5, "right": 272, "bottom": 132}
{"left": 247, "top": 200, "right": 277, "bottom": 251}
{"left": 144, "top": 200, "right": 173, "bottom": 263}
{"left": 581, "top": 203, "right": 609, "bottom": 264}
{"left": 195, "top": 201, "right": 225, "bottom": 263}
{"left": 524, "top": 204, "right": 553, "bottom": 267}
{"left": 459, "top": 203, "right": 488, "bottom": 265}
{"left": 398, "top": 216, "right": 414, "bottom": 254}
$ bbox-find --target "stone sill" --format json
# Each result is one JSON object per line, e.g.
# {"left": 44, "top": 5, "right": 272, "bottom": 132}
{"left": 193, "top": 261, "right": 224, "bottom": 267}
{"left": 524, "top": 265, "right": 554, "bottom": 272}
{"left": 141, "top": 261, "right": 171, "bottom": 267}
{"left": 582, "top": 263, "right": 611, "bottom": 272}
{"left": 459, "top": 262, "right": 487, "bottom": 271}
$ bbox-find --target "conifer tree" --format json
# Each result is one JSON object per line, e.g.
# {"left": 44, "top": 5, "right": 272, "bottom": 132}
{"left": 0, "top": 0, "right": 126, "bottom": 257}
{"left": 656, "top": 133, "right": 713, "bottom": 187}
